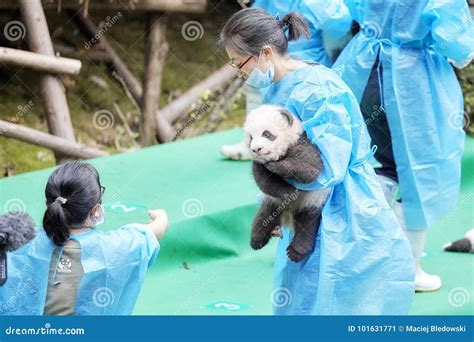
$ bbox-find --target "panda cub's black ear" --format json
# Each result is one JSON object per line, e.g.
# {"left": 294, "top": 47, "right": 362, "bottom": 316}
{"left": 279, "top": 108, "right": 294, "bottom": 127}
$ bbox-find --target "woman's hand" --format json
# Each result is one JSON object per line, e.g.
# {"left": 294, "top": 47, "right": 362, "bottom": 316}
{"left": 271, "top": 227, "right": 283, "bottom": 238}
{"left": 147, "top": 209, "right": 169, "bottom": 240}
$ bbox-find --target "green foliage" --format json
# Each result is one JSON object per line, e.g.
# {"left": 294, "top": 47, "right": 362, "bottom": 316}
{"left": 0, "top": 3, "right": 472, "bottom": 176}
{"left": 0, "top": 6, "right": 237, "bottom": 176}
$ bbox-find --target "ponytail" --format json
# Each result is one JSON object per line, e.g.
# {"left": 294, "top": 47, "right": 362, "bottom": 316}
{"left": 281, "top": 13, "right": 310, "bottom": 42}
{"left": 42, "top": 161, "right": 102, "bottom": 246}
{"left": 43, "top": 201, "right": 70, "bottom": 246}
{"left": 218, "top": 8, "right": 311, "bottom": 57}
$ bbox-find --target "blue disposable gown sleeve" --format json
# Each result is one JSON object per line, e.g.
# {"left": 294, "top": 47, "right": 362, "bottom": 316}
{"left": 119, "top": 224, "right": 160, "bottom": 267}
{"left": 286, "top": 89, "right": 353, "bottom": 191}
{"left": 303, "top": 0, "right": 352, "bottom": 39}
{"left": 422, "top": 0, "right": 474, "bottom": 64}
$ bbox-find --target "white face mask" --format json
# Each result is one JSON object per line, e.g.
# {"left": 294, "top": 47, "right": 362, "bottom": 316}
{"left": 245, "top": 50, "right": 275, "bottom": 89}
{"left": 88, "top": 204, "right": 105, "bottom": 226}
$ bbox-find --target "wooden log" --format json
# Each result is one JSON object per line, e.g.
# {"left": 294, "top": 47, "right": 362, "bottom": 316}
{"left": 111, "top": 71, "right": 141, "bottom": 114}
{"left": 141, "top": 12, "right": 168, "bottom": 145}
{"left": 112, "top": 102, "right": 138, "bottom": 144}
{"left": 71, "top": 11, "right": 143, "bottom": 103}
{"left": 53, "top": 43, "right": 113, "bottom": 63}
{"left": 205, "top": 76, "right": 243, "bottom": 131}
{"left": 19, "top": 0, "right": 77, "bottom": 162}
{"left": 157, "top": 65, "right": 236, "bottom": 124}
{"left": 175, "top": 76, "right": 243, "bottom": 137}
{"left": 72, "top": 10, "right": 175, "bottom": 142}
{"left": 0, "top": 47, "right": 81, "bottom": 75}
{"left": 0, "top": 0, "right": 207, "bottom": 13}
{"left": 112, "top": 68, "right": 173, "bottom": 143}
{"left": 155, "top": 111, "right": 175, "bottom": 142}
{"left": 0, "top": 120, "right": 108, "bottom": 159}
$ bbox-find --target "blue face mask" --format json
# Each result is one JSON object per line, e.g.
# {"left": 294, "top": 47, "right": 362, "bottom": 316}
{"left": 246, "top": 51, "right": 275, "bottom": 89}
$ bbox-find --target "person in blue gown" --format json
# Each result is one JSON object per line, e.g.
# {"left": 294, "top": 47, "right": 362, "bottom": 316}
{"left": 219, "top": 8, "right": 415, "bottom": 314}
{"left": 332, "top": 0, "right": 474, "bottom": 291}
{"left": 0, "top": 161, "right": 169, "bottom": 315}
{"left": 221, "top": 0, "right": 353, "bottom": 160}
{"left": 252, "top": 0, "right": 352, "bottom": 66}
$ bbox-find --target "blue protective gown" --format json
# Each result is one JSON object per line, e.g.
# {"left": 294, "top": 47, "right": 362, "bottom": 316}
{"left": 0, "top": 224, "right": 158, "bottom": 315}
{"left": 262, "top": 64, "right": 415, "bottom": 314}
{"left": 252, "top": 0, "right": 352, "bottom": 66}
{"left": 332, "top": 0, "right": 474, "bottom": 230}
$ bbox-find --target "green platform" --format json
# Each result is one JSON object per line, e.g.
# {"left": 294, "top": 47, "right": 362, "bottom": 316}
{"left": 1, "top": 129, "right": 473, "bottom": 315}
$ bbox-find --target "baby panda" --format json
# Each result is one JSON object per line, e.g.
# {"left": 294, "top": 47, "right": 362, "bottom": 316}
{"left": 443, "top": 229, "right": 474, "bottom": 253}
{"left": 244, "top": 105, "right": 330, "bottom": 262}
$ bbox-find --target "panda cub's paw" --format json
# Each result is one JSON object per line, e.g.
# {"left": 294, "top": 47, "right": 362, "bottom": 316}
{"left": 286, "top": 240, "right": 313, "bottom": 262}
{"left": 287, "top": 246, "right": 306, "bottom": 262}
{"left": 250, "top": 234, "right": 271, "bottom": 250}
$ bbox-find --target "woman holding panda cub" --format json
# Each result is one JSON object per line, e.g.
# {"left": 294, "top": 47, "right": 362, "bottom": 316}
{"left": 219, "top": 8, "right": 415, "bottom": 315}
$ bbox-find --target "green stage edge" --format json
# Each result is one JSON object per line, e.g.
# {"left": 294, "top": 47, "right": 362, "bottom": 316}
{"left": 1, "top": 128, "right": 472, "bottom": 315}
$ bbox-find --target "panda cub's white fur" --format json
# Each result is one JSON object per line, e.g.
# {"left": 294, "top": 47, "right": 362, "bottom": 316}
{"left": 444, "top": 229, "right": 474, "bottom": 253}
{"left": 244, "top": 105, "right": 304, "bottom": 163}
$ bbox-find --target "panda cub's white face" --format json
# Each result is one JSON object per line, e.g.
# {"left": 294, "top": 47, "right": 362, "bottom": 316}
{"left": 244, "top": 105, "right": 303, "bottom": 163}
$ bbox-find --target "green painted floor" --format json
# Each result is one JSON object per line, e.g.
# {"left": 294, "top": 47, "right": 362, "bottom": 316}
{"left": 1, "top": 129, "right": 472, "bottom": 315}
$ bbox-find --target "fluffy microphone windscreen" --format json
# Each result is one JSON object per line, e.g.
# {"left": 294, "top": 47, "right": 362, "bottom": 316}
{"left": 0, "top": 212, "right": 36, "bottom": 251}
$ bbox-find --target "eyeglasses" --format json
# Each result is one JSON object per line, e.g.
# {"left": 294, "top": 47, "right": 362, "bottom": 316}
{"left": 228, "top": 55, "right": 253, "bottom": 72}
{"left": 98, "top": 185, "right": 106, "bottom": 204}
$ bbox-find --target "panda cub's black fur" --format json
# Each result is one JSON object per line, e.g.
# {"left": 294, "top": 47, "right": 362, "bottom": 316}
{"left": 444, "top": 229, "right": 474, "bottom": 253}
{"left": 244, "top": 105, "right": 330, "bottom": 262}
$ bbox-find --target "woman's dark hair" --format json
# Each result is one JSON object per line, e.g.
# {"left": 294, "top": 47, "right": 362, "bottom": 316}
{"left": 43, "top": 161, "right": 102, "bottom": 246}
{"left": 217, "top": 8, "right": 310, "bottom": 56}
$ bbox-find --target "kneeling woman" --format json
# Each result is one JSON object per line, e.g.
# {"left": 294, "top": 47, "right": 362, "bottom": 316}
{"left": 219, "top": 8, "right": 415, "bottom": 314}
{"left": 0, "top": 161, "right": 168, "bottom": 315}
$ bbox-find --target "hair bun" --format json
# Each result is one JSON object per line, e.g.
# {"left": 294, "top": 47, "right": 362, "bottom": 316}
{"left": 276, "top": 14, "right": 290, "bottom": 29}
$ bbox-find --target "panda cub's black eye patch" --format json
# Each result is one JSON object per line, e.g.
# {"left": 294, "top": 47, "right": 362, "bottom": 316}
{"left": 262, "top": 130, "right": 276, "bottom": 141}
